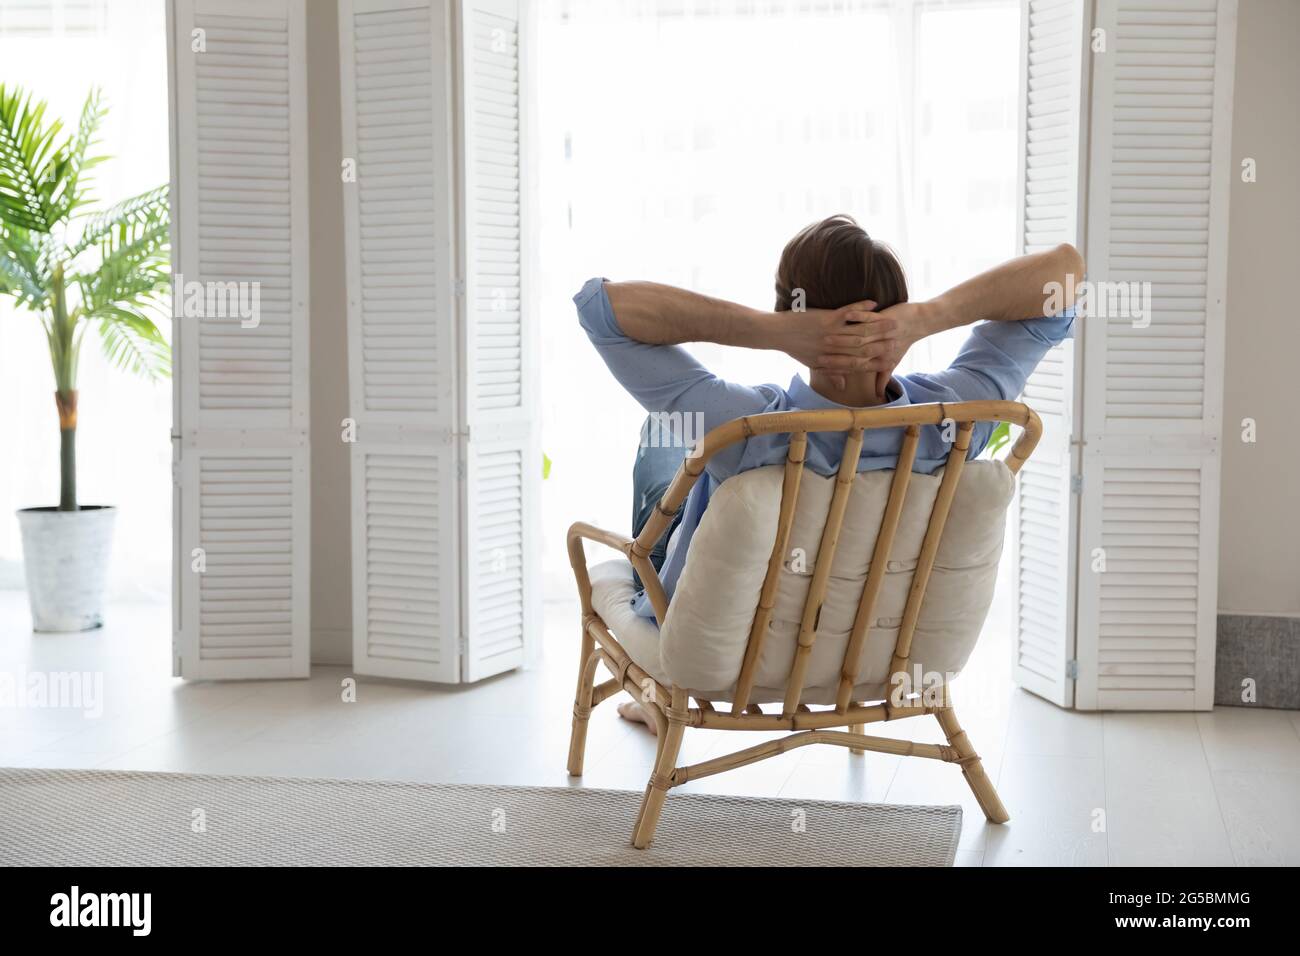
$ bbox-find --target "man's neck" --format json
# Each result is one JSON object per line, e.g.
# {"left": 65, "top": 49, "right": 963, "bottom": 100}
{"left": 808, "top": 370, "right": 892, "bottom": 408}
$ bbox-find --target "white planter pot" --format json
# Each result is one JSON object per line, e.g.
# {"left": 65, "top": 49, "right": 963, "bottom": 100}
{"left": 16, "top": 506, "right": 116, "bottom": 632}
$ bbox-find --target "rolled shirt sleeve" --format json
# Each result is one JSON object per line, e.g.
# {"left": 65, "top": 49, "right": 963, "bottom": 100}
{"left": 907, "top": 308, "right": 1076, "bottom": 403}
{"left": 573, "top": 277, "right": 777, "bottom": 449}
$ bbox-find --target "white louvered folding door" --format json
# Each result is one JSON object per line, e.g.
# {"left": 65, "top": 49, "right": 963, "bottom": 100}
{"left": 170, "top": 0, "right": 312, "bottom": 679}
{"left": 457, "top": 0, "right": 537, "bottom": 681}
{"left": 340, "top": 0, "right": 460, "bottom": 681}
{"left": 1011, "top": 0, "right": 1090, "bottom": 707}
{"left": 338, "top": 0, "right": 537, "bottom": 683}
{"left": 1074, "top": 0, "right": 1235, "bottom": 709}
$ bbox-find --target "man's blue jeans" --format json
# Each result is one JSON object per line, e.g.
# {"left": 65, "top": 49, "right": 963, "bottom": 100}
{"left": 631, "top": 415, "right": 686, "bottom": 588}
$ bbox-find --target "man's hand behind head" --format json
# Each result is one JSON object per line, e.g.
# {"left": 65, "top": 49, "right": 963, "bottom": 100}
{"left": 813, "top": 300, "right": 933, "bottom": 385}
{"left": 771, "top": 299, "right": 876, "bottom": 373}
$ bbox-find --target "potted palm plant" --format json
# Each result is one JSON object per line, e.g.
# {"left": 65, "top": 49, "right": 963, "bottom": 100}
{"left": 0, "top": 85, "right": 170, "bottom": 631}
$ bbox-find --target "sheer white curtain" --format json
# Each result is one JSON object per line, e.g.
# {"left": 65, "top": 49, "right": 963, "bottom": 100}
{"left": 536, "top": 0, "right": 1020, "bottom": 596}
{"left": 0, "top": 0, "right": 171, "bottom": 601}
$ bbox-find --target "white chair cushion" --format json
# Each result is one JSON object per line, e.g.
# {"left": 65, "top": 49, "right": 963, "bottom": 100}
{"left": 588, "top": 560, "right": 670, "bottom": 684}
{"left": 648, "top": 460, "right": 1011, "bottom": 705}
{"left": 588, "top": 461, "right": 1011, "bottom": 706}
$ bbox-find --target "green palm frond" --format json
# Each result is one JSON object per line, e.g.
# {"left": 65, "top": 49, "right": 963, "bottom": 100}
{"left": 96, "top": 307, "right": 171, "bottom": 380}
{"left": 54, "top": 88, "right": 109, "bottom": 219}
{"left": 74, "top": 211, "right": 170, "bottom": 313}
{"left": 74, "top": 193, "right": 171, "bottom": 382}
{"left": 34, "top": 228, "right": 60, "bottom": 282}
{"left": 66, "top": 184, "right": 168, "bottom": 263}
{"left": 0, "top": 85, "right": 68, "bottom": 233}
{"left": 985, "top": 421, "right": 1012, "bottom": 458}
{"left": 0, "top": 223, "right": 49, "bottom": 307}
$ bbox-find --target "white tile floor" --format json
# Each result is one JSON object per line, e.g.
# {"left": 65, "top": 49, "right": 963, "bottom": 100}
{"left": 2, "top": 590, "right": 1298, "bottom": 866}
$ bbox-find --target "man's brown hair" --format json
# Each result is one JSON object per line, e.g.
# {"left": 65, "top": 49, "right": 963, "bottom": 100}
{"left": 774, "top": 214, "right": 908, "bottom": 313}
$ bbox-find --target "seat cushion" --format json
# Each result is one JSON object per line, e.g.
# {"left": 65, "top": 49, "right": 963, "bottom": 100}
{"left": 658, "top": 460, "right": 1012, "bottom": 704}
{"left": 587, "top": 560, "right": 669, "bottom": 684}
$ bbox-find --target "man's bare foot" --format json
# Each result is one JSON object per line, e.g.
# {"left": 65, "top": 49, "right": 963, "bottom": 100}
{"left": 617, "top": 700, "right": 659, "bottom": 736}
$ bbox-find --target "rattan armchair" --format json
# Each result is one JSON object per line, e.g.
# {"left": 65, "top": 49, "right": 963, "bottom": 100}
{"left": 566, "top": 400, "right": 1042, "bottom": 848}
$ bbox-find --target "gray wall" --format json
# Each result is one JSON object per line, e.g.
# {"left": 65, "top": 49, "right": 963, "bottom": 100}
{"left": 1219, "top": 0, "right": 1300, "bottom": 619}
{"left": 306, "top": 0, "right": 352, "bottom": 664}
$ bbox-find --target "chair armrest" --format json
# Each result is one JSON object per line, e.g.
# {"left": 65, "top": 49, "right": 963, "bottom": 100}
{"left": 568, "top": 521, "right": 632, "bottom": 554}
{"left": 566, "top": 521, "right": 670, "bottom": 628}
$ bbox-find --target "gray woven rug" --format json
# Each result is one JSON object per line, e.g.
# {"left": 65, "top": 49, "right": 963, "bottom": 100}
{"left": 0, "top": 767, "right": 961, "bottom": 866}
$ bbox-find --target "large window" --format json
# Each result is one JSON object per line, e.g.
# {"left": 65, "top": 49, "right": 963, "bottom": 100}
{"left": 537, "top": 0, "right": 1020, "bottom": 593}
{"left": 0, "top": 0, "right": 170, "bottom": 600}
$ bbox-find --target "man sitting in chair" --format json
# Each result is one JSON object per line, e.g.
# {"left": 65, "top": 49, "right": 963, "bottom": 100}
{"left": 573, "top": 214, "right": 1082, "bottom": 732}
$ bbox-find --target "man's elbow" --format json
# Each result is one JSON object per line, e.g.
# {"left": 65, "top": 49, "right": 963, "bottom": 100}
{"left": 1054, "top": 242, "right": 1085, "bottom": 282}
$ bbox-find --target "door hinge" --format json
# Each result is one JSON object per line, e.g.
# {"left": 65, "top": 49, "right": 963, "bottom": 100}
{"left": 1070, "top": 474, "right": 1083, "bottom": 495}
{"left": 172, "top": 461, "right": 182, "bottom": 486}
{"left": 1065, "top": 659, "right": 1079, "bottom": 680}
{"left": 453, "top": 278, "right": 466, "bottom": 297}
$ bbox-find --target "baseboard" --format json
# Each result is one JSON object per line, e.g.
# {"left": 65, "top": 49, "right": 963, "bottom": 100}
{"left": 1215, "top": 613, "right": 1300, "bottom": 709}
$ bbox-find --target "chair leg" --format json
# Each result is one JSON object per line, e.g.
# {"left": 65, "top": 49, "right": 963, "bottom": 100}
{"left": 631, "top": 689, "right": 686, "bottom": 849}
{"left": 566, "top": 629, "right": 600, "bottom": 776}
{"left": 849, "top": 702, "right": 865, "bottom": 754}
{"left": 630, "top": 729, "right": 667, "bottom": 838}
{"left": 934, "top": 703, "right": 1008, "bottom": 824}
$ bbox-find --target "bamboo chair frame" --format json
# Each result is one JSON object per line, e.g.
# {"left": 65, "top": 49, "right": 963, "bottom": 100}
{"left": 566, "top": 400, "right": 1042, "bottom": 848}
